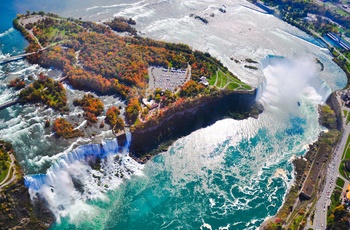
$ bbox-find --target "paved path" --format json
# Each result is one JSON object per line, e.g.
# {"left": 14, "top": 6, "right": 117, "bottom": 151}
{"left": 0, "top": 154, "right": 16, "bottom": 190}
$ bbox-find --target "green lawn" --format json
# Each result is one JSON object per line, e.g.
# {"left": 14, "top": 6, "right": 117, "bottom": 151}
{"left": 0, "top": 162, "right": 10, "bottom": 182}
{"left": 207, "top": 69, "right": 252, "bottom": 91}
{"left": 336, "top": 177, "right": 345, "bottom": 188}
{"left": 339, "top": 161, "right": 347, "bottom": 179}
{"left": 343, "top": 110, "right": 348, "bottom": 117}
{"left": 220, "top": 71, "right": 227, "bottom": 88}
{"left": 346, "top": 147, "right": 350, "bottom": 160}
{"left": 335, "top": 8, "right": 349, "bottom": 16}
{"left": 346, "top": 112, "right": 350, "bottom": 124}
{"left": 226, "top": 82, "right": 240, "bottom": 90}
{"left": 208, "top": 75, "right": 216, "bottom": 85}
{"left": 329, "top": 190, "right": 341, "bottom": 213}
{"left": 341, "top": 134, "right": 350, "bottom": 159}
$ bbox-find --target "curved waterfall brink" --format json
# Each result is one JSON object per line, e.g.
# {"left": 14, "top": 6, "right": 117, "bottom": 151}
{"left": 257, "top": 55, "right": 333, "bottom": 108}
{"left": 24, "top": 137, "right": 144, "bottom": 223}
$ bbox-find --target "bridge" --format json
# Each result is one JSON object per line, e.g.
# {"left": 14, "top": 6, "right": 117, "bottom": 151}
{"left": 0, "top": 99, "right": 20, "bottom": 110}
{"left": 0, "top": 52, "right": 36, "bottom": 65}
{"left": 0, "top": 76, "right": 67, "bottom": 111}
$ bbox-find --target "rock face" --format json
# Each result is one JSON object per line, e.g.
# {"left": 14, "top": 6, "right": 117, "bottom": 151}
{"left": 130, "top": 90, "right": 260, "bottom": 159}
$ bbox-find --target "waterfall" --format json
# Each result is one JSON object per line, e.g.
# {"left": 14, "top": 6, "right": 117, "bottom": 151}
{"left": 308, "top": 76, "right": 332, "bottom": 103}
{"left": 24, "top": 136, "right": 143, "bottom": 222}
{"left": 257, "top": 55, "right": 332, "bottom": 107}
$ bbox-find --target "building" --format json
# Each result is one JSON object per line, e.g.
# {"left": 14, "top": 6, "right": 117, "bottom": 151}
{"left": 341, "top": 91, "right": 350, "bottom": 107}
{"left": 142, "top": 98, "right": 158, "bottom": 110}
{"left": 199, "top": 76, "right": 209, "bottom": 86}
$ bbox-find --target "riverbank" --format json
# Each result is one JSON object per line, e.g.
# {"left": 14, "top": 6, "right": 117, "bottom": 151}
{"left": 260, "top": 92, "right": 342, "bottom": 229}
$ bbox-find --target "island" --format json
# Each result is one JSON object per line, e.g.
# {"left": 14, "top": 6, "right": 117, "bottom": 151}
{"left": 2, "top": 2, "right": 350, "bottom": 229}
{"left": 9, "top": 12, "right": 260, "bottom": 159}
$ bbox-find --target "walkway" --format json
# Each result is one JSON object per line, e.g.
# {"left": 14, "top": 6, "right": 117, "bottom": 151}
{"left": 0, "top": 99, "right": 20, "bottom": 111}
{"left": 0, "top": 154, "right": 16, "bottom": 191}
{"left": 0, "top": 52, "right": 36, "bottom": 65}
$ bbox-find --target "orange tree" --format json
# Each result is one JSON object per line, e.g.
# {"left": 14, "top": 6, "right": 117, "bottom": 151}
{"left": 52, "top": 118, "right": 83, "bottom": 138}
{"left": 105, "top": 106, "right": 121, "bottom": 126}
{"left": 74, "top": 94, "right": 104, "bottom": 123}
{"left": 125, "top": 97, "right": 140, "bottom": 124}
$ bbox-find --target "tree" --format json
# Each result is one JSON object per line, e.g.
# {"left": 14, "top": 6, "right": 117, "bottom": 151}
{"left": 125, "top": 97, "right": 140, "bottom": 124}
{"left": 52, "top": 118, "right": 83, "bottom": 138}
{"left": 74, "top": 94, "right": 104, "bottom": 123}
{"left": 105, "top": 106, "right": 121, "bottom": 126}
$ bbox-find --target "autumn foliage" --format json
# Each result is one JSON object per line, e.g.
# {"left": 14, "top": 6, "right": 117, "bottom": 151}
{"left": 17, "top": 14, "right": 247, "bottom": 130}
{"left": 19, "top": 76, "right": 68, "bottom": 111}
{"left": 8, "top": 78, "right": 25, "bottom": 89}
{"left": 52, "top": 118, "right": 83, "bottom": 138}
{"left": 179, "top": 80, "right": 206, "bottom": 97}
{"left": 26, "top": 16, "right": 229, "bottom": 101}
{"left": 104, "top": 17, "right": 137, "bottom": 35}
{"left": 125, "top": 98, "right": 141, "bottom": 124}
{"left": 74, "top": 94, "right": 104, "bottom": 123}
{"left": 105, "top": 106, "right": 125, "bottom": 132}
{"left": 105, "top": 106, "right": 120, "bottom": 125}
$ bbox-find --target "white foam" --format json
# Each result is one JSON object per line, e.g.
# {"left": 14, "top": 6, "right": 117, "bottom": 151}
{"left": 0, "top": 27, "right": 14, "bottom": 38}
{"left": 25, "top": 139, "right": 144, "bottom": 222}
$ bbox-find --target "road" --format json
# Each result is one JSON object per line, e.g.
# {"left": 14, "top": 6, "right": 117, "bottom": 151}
{"left": 312, "top": 92, "right": 350, "bottom": 229}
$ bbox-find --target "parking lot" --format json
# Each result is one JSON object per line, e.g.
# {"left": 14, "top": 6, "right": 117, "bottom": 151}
{"left": 148, "top": 66, "right": 190, "bottom": 92}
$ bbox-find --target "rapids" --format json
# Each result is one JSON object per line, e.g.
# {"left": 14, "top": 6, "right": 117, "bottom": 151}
{"left": 0, "top": 0, "right": 347, "bottom": 229}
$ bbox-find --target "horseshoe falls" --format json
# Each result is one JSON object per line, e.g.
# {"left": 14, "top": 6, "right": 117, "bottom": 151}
{"left": 0, "top": 0, "right": 347, "bottom": 229}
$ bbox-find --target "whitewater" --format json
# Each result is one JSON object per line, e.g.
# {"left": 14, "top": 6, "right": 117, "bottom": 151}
{"left": 0, "top": 0, "right": 347, "bottom": 229}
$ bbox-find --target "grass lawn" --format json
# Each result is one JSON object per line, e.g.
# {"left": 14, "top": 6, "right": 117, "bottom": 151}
{"left": 336, "top": 177, "right": 345, "bottom": 188}
{"left": 0, "top": 162, "right": 10, "bottom": 182}
{"left": 346, "top": 147, "right": 350, "bottom": 159}
{"left": 346, "top": 112, "right": 350, "bottom": 124}
{"left": 329, "top": 190, "right": 341, "bottom": 212}
{"left": 220, "top": 71, "right": 227, "bottom": 88}
{"left": 208, "top": 68, "right": 252, "bottom": 90}
{"left": 208, "top": 75, "right": 216, "bottom": 85}
{"left": 216, "top": 71, "right": 222, "bottom": 87}
{"left": 339, "top": 161, "right": 347, "bottom": 179}
{"left": 341, "top": 134, "right": 350, "bottom": 159}
{"left": 239, "top": 83, "right": 252, "bottom": 90}
{"left": 335, "top": 8, "right": 349, "bottom": 16}
{"left": 226, "top": 82, "right": 240, "bottom": 90}
{"left": 343, "top": 110, "right": 348, "bottom": 117}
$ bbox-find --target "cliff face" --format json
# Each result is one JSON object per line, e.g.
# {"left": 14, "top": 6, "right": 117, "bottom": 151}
{"left": 326, "top": 92, "right": 343, "bottom": 131}
{"left": 129, "top": 90, "right": 260, "bottom": 160}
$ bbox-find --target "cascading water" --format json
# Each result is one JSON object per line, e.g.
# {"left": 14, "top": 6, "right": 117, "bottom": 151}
{"left": 258, "top": 55, "right": 332, "bottom": 108}
{"left": 1, "top": 0, "right": 348, "bottom": 229}
{"left": 26, "top": 55, "right": 338, "bottom": 230}
{"left": 24, "top": 137, "right": 144, "bottom": 223}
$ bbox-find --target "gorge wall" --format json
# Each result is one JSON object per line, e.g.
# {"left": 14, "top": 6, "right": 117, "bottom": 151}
{"left": 129, "top": 89, "right": 260, "bottom": 161}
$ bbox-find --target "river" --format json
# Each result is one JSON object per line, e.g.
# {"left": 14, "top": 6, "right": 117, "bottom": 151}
{"left": 0, "top": 0, "right": 347, "bottom": 229}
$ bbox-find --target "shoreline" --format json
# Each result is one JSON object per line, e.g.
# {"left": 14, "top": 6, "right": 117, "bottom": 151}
{"left": 8, "top": 9, "right": 348, "bottom": 228}
{"left": 11, "top": 12, "right": 260, "bottom": 164}
{"left": 260, "top": 92, "right": 343, "bottom": 229}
